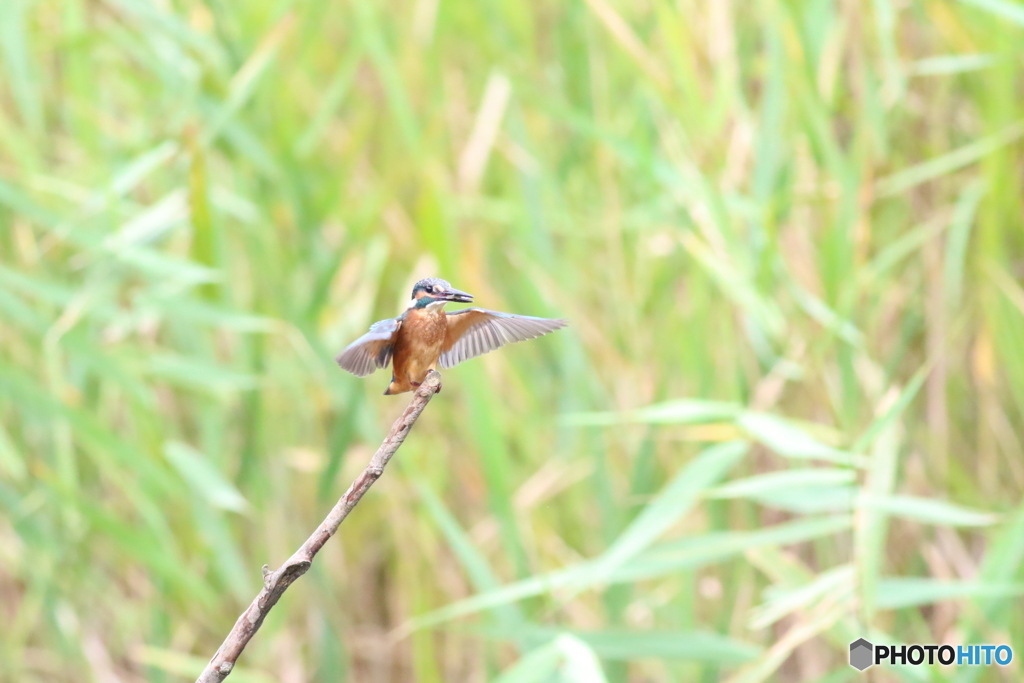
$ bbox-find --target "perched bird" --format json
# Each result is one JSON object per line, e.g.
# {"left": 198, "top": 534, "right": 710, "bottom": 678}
{"left": 336, "top": 278, "right": 566, "bottom": 395}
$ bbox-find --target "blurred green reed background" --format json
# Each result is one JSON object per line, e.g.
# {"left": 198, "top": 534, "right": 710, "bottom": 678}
{"left": 2, "top": 0, "right": 1024, "bottom": 681}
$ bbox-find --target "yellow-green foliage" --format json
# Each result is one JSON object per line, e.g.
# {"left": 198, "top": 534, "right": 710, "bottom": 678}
{"left": 1, "top": 1, "right": 1023, "bottom": 681}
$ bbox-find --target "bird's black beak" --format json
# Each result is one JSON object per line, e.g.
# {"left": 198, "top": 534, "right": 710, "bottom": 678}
{"left": 442, "top": 288, "right": 474, "bottom": 303}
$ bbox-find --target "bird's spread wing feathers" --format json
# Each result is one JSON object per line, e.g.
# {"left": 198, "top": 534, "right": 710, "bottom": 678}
{"left": 440, "top": 309, "right": 566, "bottom": 369}
{"left": 335, "top": 316, "right": 403, "bottom": 377}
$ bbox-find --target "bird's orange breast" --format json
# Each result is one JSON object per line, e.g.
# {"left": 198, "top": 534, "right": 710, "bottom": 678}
{"left": 389, "top": 308, "right": 448, "bottom": 392}
{"left": 401, "top": 308, "right": 448, "bottom": 348}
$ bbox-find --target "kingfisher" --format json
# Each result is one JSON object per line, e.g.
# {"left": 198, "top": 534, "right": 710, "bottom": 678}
{"left": 336, "top": 277, "right": 566, "bottom": 395}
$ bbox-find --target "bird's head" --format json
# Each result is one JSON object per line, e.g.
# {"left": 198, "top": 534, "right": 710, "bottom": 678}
{"left": 411, "top": 278, "right": 474, "bottom": 308}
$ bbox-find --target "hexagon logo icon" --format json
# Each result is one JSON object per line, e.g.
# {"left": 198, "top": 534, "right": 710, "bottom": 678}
{"left": 849, "top": 638, "right": 874, "bottom": 671}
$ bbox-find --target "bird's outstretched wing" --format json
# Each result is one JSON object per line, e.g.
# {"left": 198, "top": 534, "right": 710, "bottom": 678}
{"left": 440, "top": 309, "right": 566, "bottom": 369}
{"left": 336, "top": 316, "right": 403, "bottom": 377}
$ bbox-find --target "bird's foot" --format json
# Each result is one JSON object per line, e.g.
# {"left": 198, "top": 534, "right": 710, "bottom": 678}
{"left": 411, "top": 377, "right": 442, "bottom": 393}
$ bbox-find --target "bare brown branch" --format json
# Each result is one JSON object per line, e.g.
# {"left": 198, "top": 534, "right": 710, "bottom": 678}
{"left": 195, "top": 370, "right": 443, "bottom": 683}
